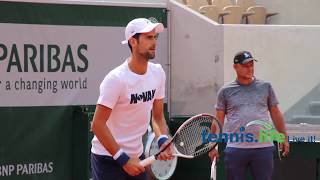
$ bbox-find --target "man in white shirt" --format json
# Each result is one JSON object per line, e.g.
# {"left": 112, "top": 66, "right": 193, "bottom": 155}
{"left": 90, "top": 18, "right": 172, "bottom": 180}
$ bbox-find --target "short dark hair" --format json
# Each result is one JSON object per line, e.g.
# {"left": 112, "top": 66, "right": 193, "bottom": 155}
{"left": 128, "top": 33, "right": 141, "bottom": 52}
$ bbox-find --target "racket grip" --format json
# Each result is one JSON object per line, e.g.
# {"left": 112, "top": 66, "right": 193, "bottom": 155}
{"left": 139, "top": 155, "right": 156, "bottom": 167}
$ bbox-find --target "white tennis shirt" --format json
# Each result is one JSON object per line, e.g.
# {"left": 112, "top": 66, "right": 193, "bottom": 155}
{"left": 91, "top": 59, "right": 166, "bottom": 157}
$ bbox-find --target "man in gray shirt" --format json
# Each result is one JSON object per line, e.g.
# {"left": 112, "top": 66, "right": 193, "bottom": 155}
{"left": 209, "top": 51, "right": 290, "bottom": 180}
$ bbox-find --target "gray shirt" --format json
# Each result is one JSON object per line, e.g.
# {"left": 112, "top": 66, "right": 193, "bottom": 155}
{"left": 215, "top": 78, "right": 279, "bottom": 148}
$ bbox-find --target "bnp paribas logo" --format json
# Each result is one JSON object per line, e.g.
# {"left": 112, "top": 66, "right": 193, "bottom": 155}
{"left": 246, "top": 120, "right": 285, "bottom": 143}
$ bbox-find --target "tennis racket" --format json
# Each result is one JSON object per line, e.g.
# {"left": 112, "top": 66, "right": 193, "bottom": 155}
{"left": 140, "top": 113, "right": 221, "bottom": 167}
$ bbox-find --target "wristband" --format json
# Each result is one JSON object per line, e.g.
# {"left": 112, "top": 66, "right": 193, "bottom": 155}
{"left": 157, "top": 135, "right": 169, "bottom": 148}
{"left": 113, "top": 149, "right": 130, "bottom": 166}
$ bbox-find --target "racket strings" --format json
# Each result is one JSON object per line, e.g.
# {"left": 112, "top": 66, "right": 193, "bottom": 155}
{"left": 193, "top": 118, "right": 220, "bottom": 157}
{"left": 174, "top": 116, "right": 220, "bottom": 157}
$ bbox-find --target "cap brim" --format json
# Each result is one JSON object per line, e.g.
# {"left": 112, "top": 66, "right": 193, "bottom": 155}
{"left": 121, "top": 23, "right": 164, "bottom": 45}
{"left": 241, "top": 58, "right": 258, "bottom": 64}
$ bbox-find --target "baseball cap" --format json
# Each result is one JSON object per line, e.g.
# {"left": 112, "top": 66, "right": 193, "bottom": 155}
{"left": 233, "top": 51, "right": 258, "bottom": 64}
{"left": 121, "top": 17, "right": 164, "bottom": 44}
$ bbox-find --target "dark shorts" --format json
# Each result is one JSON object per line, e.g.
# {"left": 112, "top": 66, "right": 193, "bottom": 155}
{"left": 224, "top": 146, "right": 275, "bottom": 180}
{"left": 91, "top": 153, "right": 147, "bottom": 180}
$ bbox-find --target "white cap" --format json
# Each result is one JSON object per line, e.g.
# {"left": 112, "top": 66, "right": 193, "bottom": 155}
{"left": 121, "top": 18, "right": 164, "bottom": 44}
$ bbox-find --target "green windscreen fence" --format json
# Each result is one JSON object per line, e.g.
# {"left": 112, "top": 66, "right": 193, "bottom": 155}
{"left": 0, "top": 106, "right": 88, "bottom": 180}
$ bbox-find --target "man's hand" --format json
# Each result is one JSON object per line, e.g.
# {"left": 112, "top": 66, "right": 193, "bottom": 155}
{"left": 208, "top": 148, "right": 219, "bottom": 161}
{"left": 157, "top": 140, "right": 174, "bottom": 161}
{"left": 280, "top": 140, "right": 290, "bottom": 157}
{"left": 122, "top": 158, "right": 145, "bottom": 176}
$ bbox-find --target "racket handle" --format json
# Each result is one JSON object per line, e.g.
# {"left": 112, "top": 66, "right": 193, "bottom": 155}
{"left": 139, "top": 155, "right": 156, "bottom": 167}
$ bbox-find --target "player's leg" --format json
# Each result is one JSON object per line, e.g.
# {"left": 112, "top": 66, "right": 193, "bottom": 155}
{"left": 91, "top": 153, "right": 126, "bottom": 180}
{"left": 224, "top": 147, "right": 250, "bottom": 180}
{"left": 125, "top": 172, "right": 147, "bottom": 180}
{"left": 249, "top": 146, "right": 275, "bottom": 180}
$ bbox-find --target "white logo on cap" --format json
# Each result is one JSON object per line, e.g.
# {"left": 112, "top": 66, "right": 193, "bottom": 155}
{"left": 148, "top": 17, "right": 158, "bottom": 23}
{"left": 244, "top": 53, "right": 250, "bottom": 58}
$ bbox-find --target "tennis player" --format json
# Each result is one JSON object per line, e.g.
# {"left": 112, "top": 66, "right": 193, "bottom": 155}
{"left": 209, "top": 51, "right": 290, "bottom": 180}
{"left": 90, "top": 18, "right": 173, "bottom": 180}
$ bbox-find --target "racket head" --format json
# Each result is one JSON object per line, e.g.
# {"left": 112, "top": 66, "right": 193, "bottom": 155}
{"left": 172, "top": 113, "right": 221, "bottom": 158}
